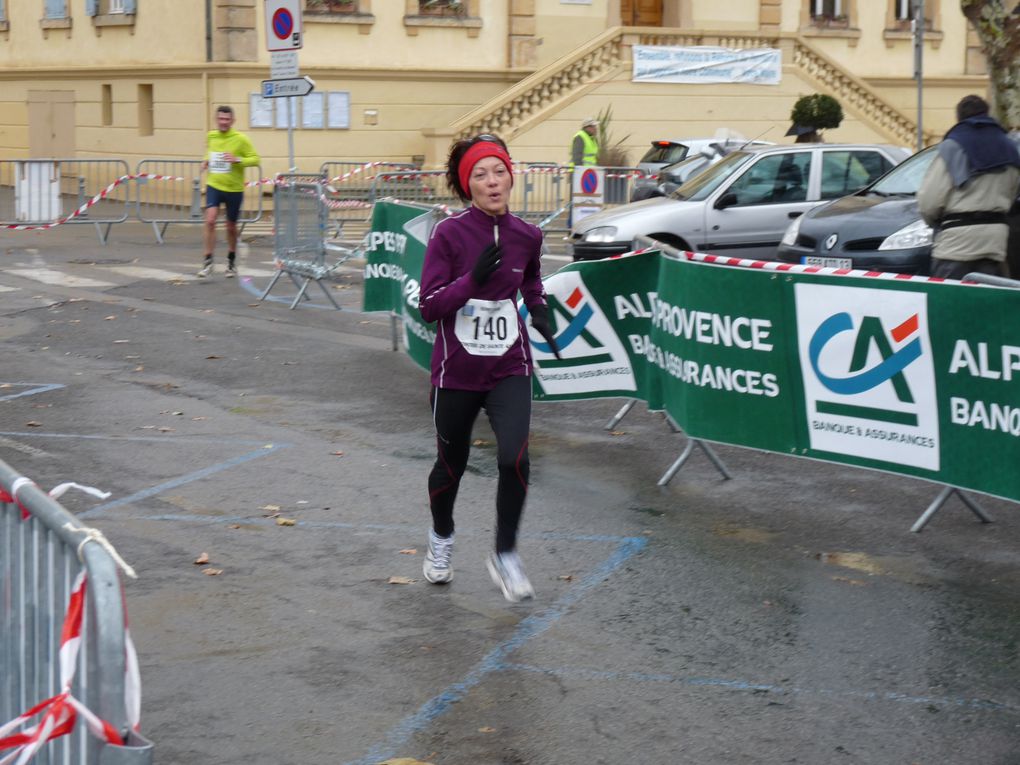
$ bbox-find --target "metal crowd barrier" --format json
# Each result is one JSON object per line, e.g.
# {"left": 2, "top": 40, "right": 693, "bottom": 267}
{"left": 0, "top": 459, "right": 153, "bottom": 764}
{"left": 261, "top": 173, "right": 354, "bottom": 309}
{"left": 0, "top": 158, "right": 131, "bottom": 243}
{"left": 319, "top": 161, "right": 417, "bottom": 234}
{"left": 516, "top": 162, "right": 571, "bottom": 232}
{"left": 370, "top": 169, "right": 458, "bottom": 211}
{"left": 135, "top": 159, "right": 263, "bottom": 244}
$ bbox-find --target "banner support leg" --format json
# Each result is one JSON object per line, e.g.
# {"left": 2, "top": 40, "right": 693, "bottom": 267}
{"left": 604, "top": 399, "right": 636, "bottom": 430}
{"left": 910, "top": 486, "right": 993, "bottom": 533}
{"left": 697, "top": 440, "right": 732, "bottom": 481}
{"left": 657, "top": 440, "right": 693, "bottom": 487}
{"left": 658, "top": 438, "right": 731, "bottom": 487}
{"left": 390, "top": 312, "right": 400, "bottom": 352}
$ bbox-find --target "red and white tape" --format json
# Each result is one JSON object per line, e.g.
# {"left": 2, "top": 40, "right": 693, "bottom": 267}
{"left": 325, "top": 161, "right": 411, "bottom": 186}
{"left": 0, "top": 571, "right": 141, "bottom": 764}
{"left": 680, "top": 250, "right": 954, "bottom": 283}
{"left": 1, "top": 478, "right": 111, "bottom": 520}
{"left": 1, "top": 174, "right": 183, "bottom": 232}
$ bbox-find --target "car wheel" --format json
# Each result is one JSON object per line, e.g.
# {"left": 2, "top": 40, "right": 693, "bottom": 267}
{"left": 649, "top": 234, "right": 689, "bottom": 252}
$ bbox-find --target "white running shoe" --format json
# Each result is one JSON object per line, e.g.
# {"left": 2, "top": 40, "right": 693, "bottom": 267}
{"left": 423, "top": 530, "right": 454, "bottom": 584}
{"left": 487, "top": 551, "right": 535, "bottom": 602}
{"left": 196, "top": 260, "right": 213, "bottom": 278}
{"left": 225, "top": 262, "right": 237, "bottom": 278}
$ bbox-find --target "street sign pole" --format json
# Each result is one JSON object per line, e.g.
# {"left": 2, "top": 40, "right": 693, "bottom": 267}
{"left": 287, "top": 98, "right": 296, "bottom": 171}
{"left": 913, "top": 0, "right": 925, "bottom": 151}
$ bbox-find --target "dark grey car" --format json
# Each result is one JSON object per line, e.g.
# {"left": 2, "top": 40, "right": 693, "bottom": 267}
{"left": 776, "top": 146, "right": 937, "bottom": 274}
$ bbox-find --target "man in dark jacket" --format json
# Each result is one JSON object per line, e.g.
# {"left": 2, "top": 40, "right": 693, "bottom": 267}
{"left": 918, "top": 95, "right": 1020, "bottom": 279}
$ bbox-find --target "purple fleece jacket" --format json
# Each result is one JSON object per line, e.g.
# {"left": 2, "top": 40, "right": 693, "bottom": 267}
{"left": 419, "top": 205, "right": 547, "bottom": 390}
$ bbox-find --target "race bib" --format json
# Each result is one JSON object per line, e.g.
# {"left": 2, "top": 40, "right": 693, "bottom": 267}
{"left": 454, "top": 299, "right": 520, "bottom": 357}
{"left": 209, "top": 152, "right": 231, "bottom": 174}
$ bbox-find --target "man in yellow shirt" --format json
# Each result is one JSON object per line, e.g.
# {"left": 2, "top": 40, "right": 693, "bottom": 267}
{"left": 199, "top": 105, "right": 261, "bottom": 277}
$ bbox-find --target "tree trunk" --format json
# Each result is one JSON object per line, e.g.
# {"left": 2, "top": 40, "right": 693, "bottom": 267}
{"left": 960, "top": 0, "right": 1020, "bottom": 129}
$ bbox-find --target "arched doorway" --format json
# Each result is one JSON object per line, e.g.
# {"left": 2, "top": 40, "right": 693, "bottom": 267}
{"left": 621, "top": 0, "right": 663, "bottom": 26}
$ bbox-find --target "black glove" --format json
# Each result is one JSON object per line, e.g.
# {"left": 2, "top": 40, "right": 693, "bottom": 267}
{"left": 471, "top": 243, "right": 502, "bottom": 286}
{"left": 529, "top": 304, "right": 561, "bottom": 360}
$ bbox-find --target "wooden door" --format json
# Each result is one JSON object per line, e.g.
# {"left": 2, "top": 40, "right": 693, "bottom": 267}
{"left": 621, "top": 0, "right": 663, "bottom": 26}
{"left": 28, "top": 91, "right": 76, "bottom": 158}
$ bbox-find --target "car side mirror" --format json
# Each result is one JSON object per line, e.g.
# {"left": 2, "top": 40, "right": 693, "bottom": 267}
{"left": 715, "top": 192, "right": 738, "bottom": 209}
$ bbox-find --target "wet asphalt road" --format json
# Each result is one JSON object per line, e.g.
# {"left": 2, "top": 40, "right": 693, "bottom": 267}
{"left": 2, "top": 222, "right": 1020, "bottom": 765}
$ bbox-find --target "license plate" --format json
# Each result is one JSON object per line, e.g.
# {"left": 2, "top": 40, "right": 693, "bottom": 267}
{"left": 802, "top": 256, "right": 852, "bottom": 269}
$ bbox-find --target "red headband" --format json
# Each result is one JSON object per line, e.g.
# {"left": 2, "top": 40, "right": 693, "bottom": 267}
{"left": 458, "top": 142, "right": 514, "bottom": 199}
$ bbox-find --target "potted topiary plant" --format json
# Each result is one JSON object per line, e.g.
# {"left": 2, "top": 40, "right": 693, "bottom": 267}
{"left": 594, "top": 106, "right": 632, "bottom": 203}
{"left": 787, "top": 94, "right": 843, "bottom": 142}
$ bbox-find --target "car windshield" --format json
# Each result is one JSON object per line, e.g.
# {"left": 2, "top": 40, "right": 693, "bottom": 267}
{"left": 640, "top": 142, "right": 690, "bottom": 165}
{"left": 669, "top": 151, "right": 753, "bottom": 201}
{"left": 868, "top": 146, "right": 938, "bottom": 196}
{"left": 659, "top": 154, "right": 709, "bottom": 180}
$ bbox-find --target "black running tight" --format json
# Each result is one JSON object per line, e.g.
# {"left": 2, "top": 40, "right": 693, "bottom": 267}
{"left": 428, "top": 375, "right": 531, "bottom": 554}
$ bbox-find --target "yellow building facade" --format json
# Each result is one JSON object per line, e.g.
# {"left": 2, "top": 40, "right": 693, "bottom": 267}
{"left": 0, "top": 0, "right": 990, "bottom": 174}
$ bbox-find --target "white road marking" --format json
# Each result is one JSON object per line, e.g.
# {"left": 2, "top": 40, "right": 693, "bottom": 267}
{"left": 5, "top": 269, "right": 115, "bottom": 288}
{"left": 0, "top": 284, "right": 20, "bottom": 293}
{"left": 110, "top": 266, "right": 199, "bottom": 281}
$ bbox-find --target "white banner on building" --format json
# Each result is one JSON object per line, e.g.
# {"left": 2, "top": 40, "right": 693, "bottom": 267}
{"left": 632, "top": 45, "right": 782, "bottom": 85}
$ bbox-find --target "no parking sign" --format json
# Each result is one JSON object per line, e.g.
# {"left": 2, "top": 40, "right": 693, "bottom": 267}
{"left": 571, "top": 166, "right": 605, "bottom": 224}
{"left": 264, "top": 0, "right": 303, "bottom": 51}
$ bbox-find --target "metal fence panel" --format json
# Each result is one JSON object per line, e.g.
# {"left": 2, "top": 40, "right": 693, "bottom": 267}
{"left": 0, "top": 460, "right": 153, "bottom": 764}
{"left": 260, "top": 174, "right": 345, "bottom": 309}
{"left": 135, "top": 159, "right": 263, "bottom": 244}
{"left": 0, "top": 159, "right": 131, "bottom": 243}
{"left": 319, "top": 162, "right": 417, "bottom": 229}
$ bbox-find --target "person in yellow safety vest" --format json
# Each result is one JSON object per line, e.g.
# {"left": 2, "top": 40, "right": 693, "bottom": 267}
{"left": 569, "top": 118, "right": 600, "bottom": 168}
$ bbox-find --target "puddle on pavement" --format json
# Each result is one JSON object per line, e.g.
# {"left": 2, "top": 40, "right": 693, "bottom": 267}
{"left": 816, "top": 551, "right": 933, "bottom": 585}
{"left": 713, "top": 524, "right": 777, "bottom": 544}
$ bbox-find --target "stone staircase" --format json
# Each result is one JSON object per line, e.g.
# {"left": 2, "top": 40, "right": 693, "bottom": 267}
{"left": 447, "top": 26, "right": 935, "bottom": 148}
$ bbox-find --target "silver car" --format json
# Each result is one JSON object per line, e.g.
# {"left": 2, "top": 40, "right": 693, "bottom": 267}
{"left": 569, "top": 143, "right": 912, "bottom": 262}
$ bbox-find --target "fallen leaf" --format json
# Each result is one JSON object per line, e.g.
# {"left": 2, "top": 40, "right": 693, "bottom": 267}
{"left": 558, "top": 574, "right": 575, "bottom": 582}
{"left": 113, "top": 340, "right": 129, "bottom": 344}
{"left": 609, "top": 430, "right": 626, "bottom": 436}
{"left": 104, "top": 315, "right": 117, "bottom": 321}
{"left": 171, "top": 411, "right": 184, "bottom": 416}
{"left": 228, "top": 524, "right": 241, "bottom": 530}
{"left": 399, "top": 548, "right": 417, "bottom": 555}
{"left": 205, "top": 355, "right": 222, "bottom": 360}
{"left": 0, "top": 384, "right": 10, "bottom": 389}
{"left": 261, "top": 504, "right": 281, "bottom": 512}
{"left": 331, "top": 451, "right": 345, "bottom": 457}
{"left": 25, "top": 421, "right": 41, "bottom": 427}
{"left": 387, "top": 576, "right": 415, "bottom": 585}
{"left": 203, "top": 568, "right": 224, "bottom": 576}
{"left": 133, "top": 366, "right": 144, "bottom": 372}
{"left": 478, "top": 726, "right": 496, "bottom": 733}
{"left": 247, "top": 303, "right": 261, "bottom": 307}
{"left": 831, "top": 576, "right": 868, "bottom": 586}
{"left": 194, "top": 552, "right": 210, "bottom": 565}
{"left": 191, "top": 417, "right": 208, "bottom": 421}
{"left": 157, "top": 427, "right": 175, "bottom": 433}
{"left": 276, "top": 517, "right": 296, "bottom": 526}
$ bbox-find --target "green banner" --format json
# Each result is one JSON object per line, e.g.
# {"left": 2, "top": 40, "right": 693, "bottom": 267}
{"left": 362, "top": 201, "right": 435, "bottom": 372}
{"left": 363, "top": 200, "right": 1020, "bottom": 504}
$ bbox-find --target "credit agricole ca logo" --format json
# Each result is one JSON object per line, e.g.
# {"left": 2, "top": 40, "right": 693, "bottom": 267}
{"left": 794, "top": 284, "right": 939, "bottom": 471}
{"left": 528, "top": 270, "right": 636, "bottom": 396}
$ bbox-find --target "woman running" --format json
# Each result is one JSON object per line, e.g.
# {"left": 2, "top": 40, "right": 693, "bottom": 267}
{"left": 418, "top": 134, "right": 559, "bottom": 602}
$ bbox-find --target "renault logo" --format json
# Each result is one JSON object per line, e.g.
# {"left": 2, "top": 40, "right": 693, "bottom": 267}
{"left": 824, "top": 234, "right": 839, "bottom": 250}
